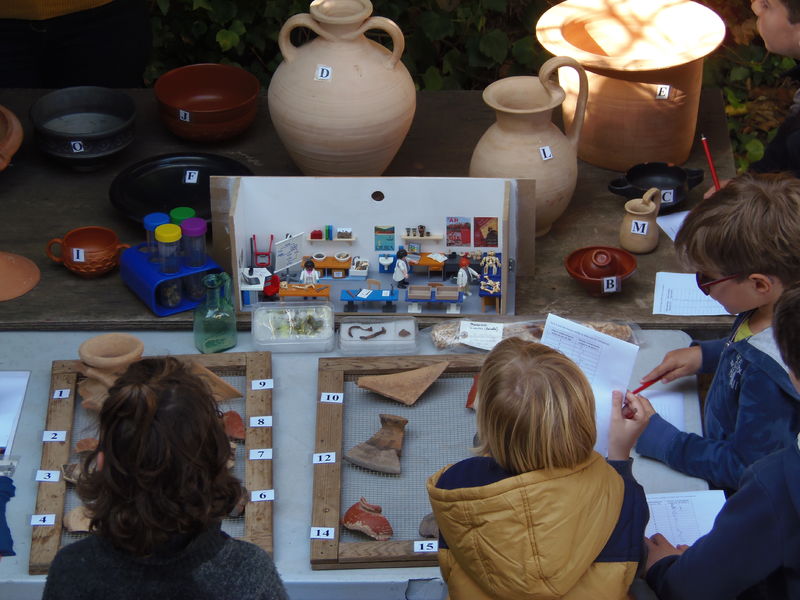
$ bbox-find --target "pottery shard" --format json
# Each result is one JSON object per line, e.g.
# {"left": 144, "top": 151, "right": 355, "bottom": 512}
{"left": 342, "top": 497, "right": 393, "bottom": 541}
{"left": 227, "top": 441, "right": 237, "bottom": 470}
{"left": 64, "top": 505, "right": 93, "bottom": 533}
{"left": 465, "top": 374, "right": 479, "bottom": 410}
{"left": 75, "top": 437, "right": 99, "bottom": 454}
{"left": 185, "top": 360, "right": 242, "bottom": 403}
{"left": 418, "top": 512, "right": 438, "bottom": 538}
{"left": 344, "top": 414, "right": 408, "bottom": 475}
{"left": 229, "top": 485, "right": 247, "bottom": 518}
{"left": 78, "top": 377, "right": 110, "bottom": 412}
{"left": 61, "top": 463, "right": 83, "bottom": 485}
{"left": 223, "top": 410, "right": 245, "bottom": 442}
{"left": 357, "top": 361, "right": 449, "bottom": 406}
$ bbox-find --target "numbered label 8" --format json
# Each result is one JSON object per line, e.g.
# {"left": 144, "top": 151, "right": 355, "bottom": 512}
{"left": 249, "top": 416, "right": 273, "bottom": 427}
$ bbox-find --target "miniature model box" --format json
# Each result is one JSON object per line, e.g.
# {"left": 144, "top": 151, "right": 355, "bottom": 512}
{"left": 209, "top": 177, "right": 520, "bottom": 316}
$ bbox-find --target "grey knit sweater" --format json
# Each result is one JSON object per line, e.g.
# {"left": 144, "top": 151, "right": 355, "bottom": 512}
{"left": 42, "top": 524, "right": 287, "bottom": 600}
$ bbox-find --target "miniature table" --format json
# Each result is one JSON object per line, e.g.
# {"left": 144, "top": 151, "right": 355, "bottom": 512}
{"left": 339, "top": 288, "right": 399, "bottom": 313}
{"left": 405, "top": 288, "right": 464, "bottom": 314}
{"left": 278, "top": 284, "right": 331, "bottom": 300}
{"left": 412, "top": 253, "right": 448, "bottom": 279}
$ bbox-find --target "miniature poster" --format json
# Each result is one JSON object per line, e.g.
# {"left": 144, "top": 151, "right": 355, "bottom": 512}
{"left": 446, "top": 216, "right": 471, "bottom": 246}
{"left": 374, "top": 225, "right": 395, "bottom": 251}
{"left": 473, "top": 217, "right": 499, "bottom": 247}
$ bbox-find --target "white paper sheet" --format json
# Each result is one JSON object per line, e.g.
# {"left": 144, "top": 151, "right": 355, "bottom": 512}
{"left": 0, "top": 370, "right": 30, "bottom": 455}
{"left": 645, "top": 489, "right": 726, "bottom": 546}
{"left": 541, "top": 314, "right": 639, "bottom": 455}
{"left": 653, "top": 272, "right": 729, "bottom": 316}
{"left": 644, "top": 391, "right": 685, "bottom": 432}
{"left": 656, "top": 210, "right": 689, "bottom": 241}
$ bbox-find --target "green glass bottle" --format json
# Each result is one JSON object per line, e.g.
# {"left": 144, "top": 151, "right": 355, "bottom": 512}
{"left": 193, "top": 272, "right": 237, "bottom": 353}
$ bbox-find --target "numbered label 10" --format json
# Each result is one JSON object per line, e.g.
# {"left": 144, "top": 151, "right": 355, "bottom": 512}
{"left": 320, "top": 392, "right": 343, "bottom": 404}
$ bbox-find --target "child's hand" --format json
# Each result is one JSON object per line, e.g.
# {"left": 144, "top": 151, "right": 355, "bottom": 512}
{"left": 640, "top": 346, "right": 702, "bottom": 384}
{"left": 607, "top": 391, "right": 652, "bottom": 461}
{"left": 645, "top": 533, "right": 689, "bottom": 571}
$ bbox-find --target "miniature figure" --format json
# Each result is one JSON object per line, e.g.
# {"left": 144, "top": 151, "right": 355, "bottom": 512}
{"left": 392, "top": 248, "right": 410, "bottom": 288}
{"left": 456, "top": 257, "right": 479, "bottom": 296}
{"left": 481, "top": 250, "right": 501, "bottom": 276}
{"left": 299, "top": 259, "right": 320, "bottom": 285}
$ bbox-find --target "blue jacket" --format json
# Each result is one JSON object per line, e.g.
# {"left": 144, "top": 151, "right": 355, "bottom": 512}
{"left": 646, "top": 439, "right": 800, "bottom": 599}
{"left": 636, "top": 312, "right": 800, "bottom": 491}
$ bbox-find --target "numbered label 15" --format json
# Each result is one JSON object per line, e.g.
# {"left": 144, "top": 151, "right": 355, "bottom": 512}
{"left": 413, "top": 540, "right": 439, "bottom": 553}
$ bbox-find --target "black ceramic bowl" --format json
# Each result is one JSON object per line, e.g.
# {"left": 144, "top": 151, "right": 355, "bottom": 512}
{"left": 608, "top": 162, "right": 704, "bottom": 213}
{"left": 30, "top": 86, "right": 136, "bottom": 171}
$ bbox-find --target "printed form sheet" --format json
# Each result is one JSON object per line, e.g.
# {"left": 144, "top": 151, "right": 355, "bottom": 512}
{"left": 541, "top": 314, "right": 639, "bottom": 455}
{"left": 645, "top": 490, "right": 726, "bottom": 546}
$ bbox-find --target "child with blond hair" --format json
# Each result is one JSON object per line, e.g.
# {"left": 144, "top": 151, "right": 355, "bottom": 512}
{"left": 427, "top": 337, "right": 650, "bottom": 600}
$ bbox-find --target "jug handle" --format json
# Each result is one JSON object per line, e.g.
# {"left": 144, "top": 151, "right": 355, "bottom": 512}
{"left": 46, "top": 238, "right": 64, "bottom": 263}
{"left": 643, "top": 187, "right": 661, "bottom": 214}
{"left": 608, "top": 177, "right": 637, "bottom": 198}
{"left": 277, "top": 13, "right": 337, "bottom": 64}
{"left": 538, "top": 56, "right": 588, "bottom": 150}
{"left": 343, "top": 17, "right": 405, "bottom": 69}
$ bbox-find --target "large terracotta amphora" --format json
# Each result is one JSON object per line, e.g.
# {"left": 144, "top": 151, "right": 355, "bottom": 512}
{"left": 267, "top": 0, "right": 416, "bottom": 176}
{"left": 469, "top": 56, "right": 588, "bottom": 237}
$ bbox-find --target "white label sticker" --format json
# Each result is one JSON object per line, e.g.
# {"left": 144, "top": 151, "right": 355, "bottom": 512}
{"left": 630, "top": 220, "right": 649, "bottom": 235}
{"left": 661, "top": 189, "right": 675, "bottom": 205}
{"left": 43, "top": 430, "right": 67, "bottom": 442}
{"left": 251, "top": 379, "right": 274, "bottom": 390}
{"left": 382, "top": 290, "right": 390, "bottom": 297}
{"left": 310, "top": 526, "right": 336, "bottom": 539}
{"left": 320, "top": 392, "right": 343, "bottom": 404}
{"left": 458, "top": 320, "right": 504, "bottom": 351}
{"left": 603, "top": 276, "right": 620, "bottom": 293}
{"left": 179, "top": 109, "right": 191, "bottom": 122}
{"left": 413, "top": 540, "right": 439, "bottom": 553}
{"left": 249, "top": 415, "right": 273, "bottom": 427}
{"left": 250, "top": 489, "right": 275, "bottom": 502}
{"left": 539, "top": 145, "right": 554, "bottom": 160}
{"left": 315, "top": 65, "right": 333, "bottom": 81}
{"left": 356, "top": 288, "right": 372, "bottom": 299}
{"left": 312, "top": 452, "right": 336, "bottom": 464}
{"left": 52, "top": 388, "right": 70, "bottom": 399}
{"left": 249, "top": 448, "right": 273, "bottom": 460}
{"left": 70, "top": 141, "right": 85, "bottom": 153}
{"left": 31, "top": 514, "right": 56, "bottom": 526}
{"left": 71, "top": 248, "right": 85, "bottom": 262}
{"left": 656, "top": 85, "right": 671, "bottom": 99}
{"left": 183, "top": 169, "right": 199, "bottom": 184}
{"left": 35, "top": 470, "right": 60, "bottom": 482}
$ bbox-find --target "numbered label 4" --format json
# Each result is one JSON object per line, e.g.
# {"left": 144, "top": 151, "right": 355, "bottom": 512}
{"left": 42, "top": 430, "right": 67, "bottom": 442}
{"left": 249, "top": 415, "right": 273, "bottom": 427}
{"left": 52, "top": 388, "right": 71, "bottom": 399}
{"left": 31, "top": 514, "right": 56, "bottom": 526}
{"left": 251, "top": 379, "right": 274, "bottom": 390}
{"left": 250, "top": 489, "right": 275, "bottom": 502}
{"left": 35, "top": 470, "right": 61, "bottom": 482}
{"left": 320, "top": 392, "right": 343, "bottom": 403}
{"left": 413, "top": 540, "right": 439, "bottom": 553}
{"left": 310, "top": 526, "right": 336, "bottom": 539}
{"left": 312, "top": 452, "right": 336, "bottom": 464}
{"left": 249, "top": 448, "right": 273, "bottom": 460}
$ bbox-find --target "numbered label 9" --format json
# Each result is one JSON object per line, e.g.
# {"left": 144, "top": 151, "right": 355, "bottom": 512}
{"left": 413, "top": 540, "right": 439, "bottom": 553}
{"left": 251, "top": 378, "right": 274, "bottom": 390}
{"left": 310, "top": 526, "right": 336, "bottom": 539}
{"left": 320, "top": 392, "right": 343, "bottom": 404}
{"left": 312, "top": 452, "right": 336, "bottom": 464}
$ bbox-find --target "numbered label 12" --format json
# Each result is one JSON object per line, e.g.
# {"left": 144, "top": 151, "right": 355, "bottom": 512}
{"left": 312, "top": 452, "right": 336, "bottom": 464}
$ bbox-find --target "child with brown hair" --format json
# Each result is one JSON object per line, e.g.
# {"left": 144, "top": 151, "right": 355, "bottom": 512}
{"left": 42, "top": 357, "right": 287, "bottom": 600}
{"left": 427, "top": 337, "right": 650, "bottom": 600}
{"left": 636, "top": 173, "right": 800, "bottom": 492}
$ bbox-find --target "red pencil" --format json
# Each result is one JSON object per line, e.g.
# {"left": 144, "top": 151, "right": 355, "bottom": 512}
{"left": 701, "top": 133, "right": 721, "bottom": 191}
{"left": 631, "top": 378, "right": 660, "bottom": 395}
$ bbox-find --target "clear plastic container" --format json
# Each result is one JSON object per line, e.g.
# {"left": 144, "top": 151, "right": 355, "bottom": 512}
{"left": 251, "top": 302, "right": 335, "bottom": 352}
{"left": 180, "top": 217, "right": 208, "bottom": 268}
{"left": 169, "top": 206, "right": 196, "bottom": 225}
{"left": 339, "top": 316, "right": 418, "bottom": 354}
{"left": 143, "top": 212, "right": 170, "bottom": 261}
{"left": 155, "top": 223, "right": 182, "bottom": 274}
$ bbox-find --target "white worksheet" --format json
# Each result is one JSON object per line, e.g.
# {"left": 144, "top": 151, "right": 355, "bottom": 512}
{"left": 656, "top": 210, "right": 689, "bottom": 241}
{"left": 541, "top": 314, "right": 639, "bottom": 455}
{"left": 645, "top": 490, "right": 726, "bottom": 546}
{"left": 645, "top": 391, "right": 685, "bottom": 432}
{"left": 653, "top": 272, "right": 729, "bottom": 316}
{"left": 0, "top": 370, "right": 30, "bottom": 455}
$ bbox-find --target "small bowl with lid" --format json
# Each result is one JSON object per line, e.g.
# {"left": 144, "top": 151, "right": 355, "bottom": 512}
{"left": 565, "top": 246, "right": 637, "bottom": 296}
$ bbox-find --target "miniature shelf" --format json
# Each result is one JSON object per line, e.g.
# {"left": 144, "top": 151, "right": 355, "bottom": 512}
{"left": 400, "top": 235, "right": 443, "bottom": 241}
{"left": 307, "top": 236, "right": 357, "bottom": 244}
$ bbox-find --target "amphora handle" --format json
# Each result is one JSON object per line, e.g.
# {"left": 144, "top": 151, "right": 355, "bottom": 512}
{"left": 342, "top": 17, "right": 405, "bottom": 69}
{"left": 538, "top": 56, "right": 588, "bottom": 149}
{"left": 277, "top": 13, "right": 337, "bottom": 63}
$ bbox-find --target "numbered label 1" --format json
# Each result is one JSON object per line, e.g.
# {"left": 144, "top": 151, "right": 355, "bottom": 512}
{"left": 71, "top": 248, "right": 85, "bottom": 262}
{"left": 250, "top": 489, "right": 275, "bottom": 502}
{"left": 42, "top": 430, "right": 67, "bottom": 442}
{"left": 312, "top": 452, "right": 336, "bottom": 464}
{"left": 31, "top": 514, "right": 56, "bottom": 526}
{"left": 249, "top": 448, "right": 273, "bottom": 460}
{"left": 35, "top": 470, "right": 60, "bottom": 483}
{"left": 413, "top": 540, "right": 439, "bottom": 553}
{"left": 52, "top": 388, "right": 71, "bottom": 399}
{"left": 320, "top": 392, "right": 343, "bottom": 404}
{"left": 251, "top": 378, "right": 274, "bottom": 390}
{"left": 310, "top": 526, "right": 336, "bottom": 539}
{"left": 249, "top": 415, "right": 273, "bottom": 427}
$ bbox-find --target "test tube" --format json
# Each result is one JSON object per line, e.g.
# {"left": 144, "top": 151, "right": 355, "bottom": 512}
{"left": 180, "top": 217, "right": 207, "bottom": 268}
{"left": 169, "top": 206, "right": 196, "bottom": 225}
{"left": 143, "top": 212, "right": 170, "bottom": 261}
{"left": 155, "top": 223, "right": 182, "bottom": 274}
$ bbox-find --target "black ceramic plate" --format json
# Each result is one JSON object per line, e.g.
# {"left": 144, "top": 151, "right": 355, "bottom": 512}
{"left": 109, "top": 153, "right": 253, "bottom": 222}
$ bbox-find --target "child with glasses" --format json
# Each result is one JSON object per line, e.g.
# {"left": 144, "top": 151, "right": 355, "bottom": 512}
{"left": 636, "top": 172, "right": 800, "bottom": 492}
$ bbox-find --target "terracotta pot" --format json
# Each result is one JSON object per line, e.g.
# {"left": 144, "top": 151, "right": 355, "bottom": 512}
{"left": 619, "top": 187, "right": 660, "bottom": 254}
{"left": 46, "top": 226, "right": 129, "bottom": 278}
{"left": 565, "top": 245, "right": 637, "bottom": 296}
{"left": 78, "top": 333, "right": 145, "bottom": 392}
{"left": 0, "top": 104, "right": 23, "bottom": 171}
{"left": 536, "top": 0, "right": 725, "bottom": 171}
{"left": 267, "top": 0, "right": 416, "bottom": 176}
{"left": 469, "top": 56, "right": 588, "bottom": 237}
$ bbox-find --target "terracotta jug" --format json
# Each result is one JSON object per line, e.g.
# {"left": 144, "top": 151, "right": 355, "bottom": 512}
{"left": 619, "top": 187, "right": 660, "bottom": 254}
{"left": 469, "top": 56, "right": 588, "bottom": 237}
{"left": 267, "top": 0, "right": 416, "bottom": 176}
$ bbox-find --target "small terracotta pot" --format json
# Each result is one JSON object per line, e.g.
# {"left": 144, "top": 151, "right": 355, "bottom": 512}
{"left": 78, "top": 333, "right": 144, "bottom": 370}
{"left": 565, "top": 245, "right": 637, "bottom": 296}
{"left": 46, "top": 226, "right": 129, "bottom": 277}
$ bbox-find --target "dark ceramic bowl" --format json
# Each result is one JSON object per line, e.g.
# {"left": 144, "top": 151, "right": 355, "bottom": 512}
{"left": 154, "top": 63, "right": 260, "bottom": 142}
{"left": 29, "top": 86, "right": 136, "bottom": 171}
{"left": 608, "top": 162, "right": 704, "bottom": 213}
{"left": 565, "top": 246, "right": 637, "bottom": 296}
{"left": 0, "top": 104, "right": 23, "bottom": 171}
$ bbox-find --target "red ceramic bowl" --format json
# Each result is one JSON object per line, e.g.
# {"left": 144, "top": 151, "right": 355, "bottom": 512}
{"left": 154, "top": 63, "right": 260, "bottom": 142}
{"left": 0, "top": 104, "right": 23, "bottom": 171}
{"left": 565, "top": 246, "right": 637, "bottom": 296}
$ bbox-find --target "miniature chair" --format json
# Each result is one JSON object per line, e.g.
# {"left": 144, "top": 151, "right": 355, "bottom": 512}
{"left": 366, "top": 278, "right": 382, "bottom": 290}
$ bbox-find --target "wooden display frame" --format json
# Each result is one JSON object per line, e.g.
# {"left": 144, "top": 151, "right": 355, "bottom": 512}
{"left": 29, "top": 351, "right": 273, "bottom": 575}
{"left": 311, "top": 353, "right": 485, "bottom": 570}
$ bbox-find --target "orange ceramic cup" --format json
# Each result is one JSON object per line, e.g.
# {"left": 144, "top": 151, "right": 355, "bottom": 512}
{"left": 46, "top": 226, "right": 129, "bottom": 277}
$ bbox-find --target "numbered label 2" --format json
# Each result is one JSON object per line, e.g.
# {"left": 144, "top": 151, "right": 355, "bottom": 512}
{"left": 42, "top": 430, "right": 67, "bottom": 442}
{"left": 413, "top": 540, "right": 439, "bottom": 553}
{"left": 320, "top": 392, "right": 343, "bottom": 404}
{"left": 310, "top": 526, "right": 336, "bottom": 539}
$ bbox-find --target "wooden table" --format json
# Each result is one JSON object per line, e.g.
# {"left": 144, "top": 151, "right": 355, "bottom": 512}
{"left": 277, "top": 284, "right": 331, "bottom": 299}
{"left": 0, "top": 88, "right": 736, "bottom": 332}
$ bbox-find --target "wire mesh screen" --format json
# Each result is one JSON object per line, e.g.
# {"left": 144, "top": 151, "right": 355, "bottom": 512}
{"left": 340, "top": 372, "right": 477, "bottom": 542}
{"left": 61, "top": 373, "right": 248, "bottom": 548}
